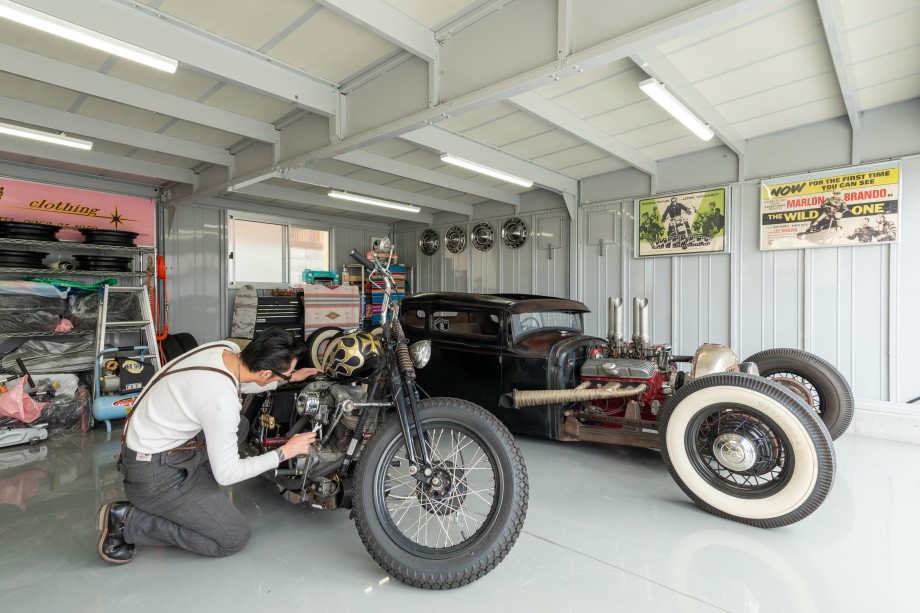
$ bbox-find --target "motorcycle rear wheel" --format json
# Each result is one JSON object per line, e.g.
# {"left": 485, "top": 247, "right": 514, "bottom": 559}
{"left": 353, "top": 397, "right": 528, "bottom": 589}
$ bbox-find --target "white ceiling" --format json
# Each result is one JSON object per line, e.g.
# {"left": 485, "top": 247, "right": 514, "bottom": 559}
{"left": 0, "top": 0, "right": 917, "bottom": 224}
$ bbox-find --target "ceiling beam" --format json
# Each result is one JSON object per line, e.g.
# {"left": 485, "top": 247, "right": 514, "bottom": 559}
{"left": 18, "top": 0, "right": 337, "bottom": 115}
{"left": 194, "top": 196, "right": 392, "bottom": 231}
{"left": 336, "top": 150, "right": 520, "bottom": 206}
{"left": 173, "top": 0, "right": 776, "bottom": 204}
{"left": 234, "top": 183, "right": 434, "bottom": 224}
{"left": 314, "top": 0, "right": 439, "bottom": 62}
{"left": 285, "top": 0, "right": 775, "bottom": 161}
{"left": 399, "top": 125, "right": 578, "bottom": 218}
{"left": 279, "top": 167, "right": 475, "bottom": 217}
{"left": 630, "top": 51, "right": 747, "bottom": 157}
{"left": 0, "top": 96, "right": 233, "bottom": 166}
{"left": 815, "top": 0, "right": 861, "bottom": 130}
{"left": 0, "top": 43, "right": 279, "bottom": 143}
{"left": 434, "top": 0, "right": 514, "bottom": 43}
{"left": 0, "top": 135, "right": 197, "bottom": 184}
{"left": 509, "top": 91, "right": 659, "bottom": 176}
{"left": 0, "top": 158, "right": 161, "bottom": 198}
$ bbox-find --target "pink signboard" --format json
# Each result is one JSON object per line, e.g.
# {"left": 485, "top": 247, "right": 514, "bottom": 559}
{"left": 0, "top": 176, "right": 155, "bottom": 246}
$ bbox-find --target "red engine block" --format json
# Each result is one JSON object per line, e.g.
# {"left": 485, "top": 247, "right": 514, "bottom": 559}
{"left": 579, "top": 370, "right": 670, "bottom": 425}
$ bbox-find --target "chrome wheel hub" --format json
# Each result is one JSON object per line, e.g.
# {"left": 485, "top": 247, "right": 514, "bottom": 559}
{"left": 712, "top": 432, "right": 758, "bottom": 471}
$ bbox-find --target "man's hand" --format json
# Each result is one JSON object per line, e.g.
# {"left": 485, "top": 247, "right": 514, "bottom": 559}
{"left": 289, "top": 367, "right": 320, "bottom": 383}
{"left": 279, "top": 431, "right": 316, "bottom": 460}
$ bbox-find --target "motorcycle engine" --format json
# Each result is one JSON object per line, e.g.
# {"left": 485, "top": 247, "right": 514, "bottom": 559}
{"left": 295, "top": 379, "right": 366, "bottom": 443}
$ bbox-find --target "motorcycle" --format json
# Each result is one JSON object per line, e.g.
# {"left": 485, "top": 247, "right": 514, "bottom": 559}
{"left": 241, "top": 243, "right": 528, "bottom": 589}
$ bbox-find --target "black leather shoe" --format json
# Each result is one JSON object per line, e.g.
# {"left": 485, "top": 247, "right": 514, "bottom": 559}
{"left": 97, "top": 501, "right": 136, "bottom": 564}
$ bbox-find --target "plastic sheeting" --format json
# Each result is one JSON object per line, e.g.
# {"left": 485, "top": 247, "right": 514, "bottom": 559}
{"left": 0, "top": 339, "right": 96, "bottom": 373}
{"left": 0, "top": 280, "right": 68, "bottom": 299}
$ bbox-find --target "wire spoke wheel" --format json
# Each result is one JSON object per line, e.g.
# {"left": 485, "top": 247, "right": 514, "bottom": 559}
{"left": 353, "top": 398, "right": 528, "bottom": 588}
{"left": 659, "top": 372, "right": 835, "bottom": 528}
{"left": 744, "top": 348, "right": 854, "bottom": 440}
{"left": 380, "top": 425, "right": 496, "bottom": 550}
{"left": 767, "top": 373, "right": 819, "bottom": 410}
{"left": 689, "top": 404, "right": 792, "bottom": 498}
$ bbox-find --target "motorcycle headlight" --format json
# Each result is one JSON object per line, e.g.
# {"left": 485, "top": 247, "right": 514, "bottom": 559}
{"left": 409, "top": 340, "right": 431, "bottom": 369}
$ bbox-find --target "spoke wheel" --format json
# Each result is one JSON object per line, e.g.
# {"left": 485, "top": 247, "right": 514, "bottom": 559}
{"left": 688, "top": 403, "right": 792, "bottom": 498}
{"left": 354, "top": 398, "right": 528, "bottom": 588}
{"left": 379, "top": 428, "right": 493, "bottom": 550}
{"left": 659, "top": 372, "right": 835, "bottom": 528}
{"left": 744, "top": 348, "right": 854, "bottom": 440}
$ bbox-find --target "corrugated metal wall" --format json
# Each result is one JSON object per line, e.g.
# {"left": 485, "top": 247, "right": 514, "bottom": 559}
{"left": 163, "top": 205, "right": 226, "bottom": 344}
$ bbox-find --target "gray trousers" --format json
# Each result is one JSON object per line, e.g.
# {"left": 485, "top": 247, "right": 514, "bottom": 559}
{"left": 119, "top": 418, "right": 252, "bottom": 557}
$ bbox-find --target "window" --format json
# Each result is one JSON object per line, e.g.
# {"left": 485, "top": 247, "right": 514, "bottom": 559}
{"left": 401, "top": 309, "right": 426, "bottom": 331}
{"left": 432, "top": 309, "right": 502, "bottom": 339}
{"left": 510, "top": 310, "right": 582, "bottom": 338}
{"left": 229, "top": 213, "right": 330, "bottom": 288}
{"left": 289, "top": 226, "right": 329, "bottom": 287}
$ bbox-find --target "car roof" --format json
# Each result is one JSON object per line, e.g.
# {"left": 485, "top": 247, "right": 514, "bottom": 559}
{"left": 402, "top": 292, "right": 590, "bottom": 314}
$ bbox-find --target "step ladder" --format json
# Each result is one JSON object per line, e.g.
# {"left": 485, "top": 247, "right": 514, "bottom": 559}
{"left": 92, "top": 285, "right": 161, "bottom": 431}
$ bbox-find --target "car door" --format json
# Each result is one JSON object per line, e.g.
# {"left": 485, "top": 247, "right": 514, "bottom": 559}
{"left": 419, "top": 307, "right": 504, "bottom": 417}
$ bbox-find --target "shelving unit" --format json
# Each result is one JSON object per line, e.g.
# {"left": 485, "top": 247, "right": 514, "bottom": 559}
{"left": 0, "top": 237, "right": 156, "bottom": 366}
{"left": 342, "top": 263, "right": 413, "bottom": 329}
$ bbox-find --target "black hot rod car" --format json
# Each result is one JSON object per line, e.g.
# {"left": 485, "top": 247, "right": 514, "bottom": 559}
{"left": 399, "top": 292, "right": 854, "bottom": 528}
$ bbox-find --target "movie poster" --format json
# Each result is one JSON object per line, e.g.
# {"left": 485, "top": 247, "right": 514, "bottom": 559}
{"left": 636, "top": 187, "right": 727, "bottom": 258}
{"left": 760, "top": 162, "right": 899, "bottom": 251}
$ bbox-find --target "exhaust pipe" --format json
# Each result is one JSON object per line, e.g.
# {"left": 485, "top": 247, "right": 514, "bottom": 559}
{"left": 608, "top": 297, "right": 623, "bottom": 346}
{"left": 632, "top": 297, "right": 649, "bottom": 344}
{"left": 499, "top": 382, "right": 648, "bottom": 409}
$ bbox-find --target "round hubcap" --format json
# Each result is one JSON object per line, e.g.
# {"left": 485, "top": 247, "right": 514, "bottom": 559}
{"left": 712, "top": 432, "right": 758, "bottom": 471}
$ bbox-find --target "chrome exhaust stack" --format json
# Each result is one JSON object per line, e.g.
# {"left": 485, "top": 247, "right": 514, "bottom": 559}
{"left": 632, "top": 297, "right": 649, "bottom": 345}
{"left": 608, "top": 297, "right": 624, "bottom": 352}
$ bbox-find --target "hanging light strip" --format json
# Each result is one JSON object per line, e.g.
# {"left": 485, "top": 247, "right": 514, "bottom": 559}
{"left": 639, "top": 78, "right": 714, "bottom": 141}
{"left": 0, "top": 0, "right": 178, "bottom": 73}
{"left": 328, "top": 191, "right": 421, "bottom": 213}
{"left": 0, "top": 121, "right": 92, "bottom": 150}
{"left": 440, "top": 154, "right": 533, "bottom": 188}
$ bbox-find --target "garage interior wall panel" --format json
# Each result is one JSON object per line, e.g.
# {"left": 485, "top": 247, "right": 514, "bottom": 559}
{"left": 164, "top": 205, "right": 226, "bottom": 344}
{"left": 578, "top": 204, "right": 624, "bottom": 336}
{"left": 533, "top": 211, "right": 567, "bottom": 298}
{"left": 443, "top": 232, "right": 470, "bottom": 293}
{"left": 470, "top": 235, "right": 501, "bottom": 294}
{"left": 335, "top": 226, "right": 375, "bottom": 271}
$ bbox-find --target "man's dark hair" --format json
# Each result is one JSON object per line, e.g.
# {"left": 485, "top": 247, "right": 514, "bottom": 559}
{"left": 240, "top": 328, "right": 307, "bottom": 373}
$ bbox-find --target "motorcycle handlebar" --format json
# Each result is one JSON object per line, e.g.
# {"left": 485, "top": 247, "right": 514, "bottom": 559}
{"left": 349, "top": 249, "right": 375, "bottom": 273}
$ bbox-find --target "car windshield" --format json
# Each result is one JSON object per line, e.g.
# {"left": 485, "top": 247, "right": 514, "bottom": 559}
{"left": 510, "top": 310, "right": 582, "bottom": 337}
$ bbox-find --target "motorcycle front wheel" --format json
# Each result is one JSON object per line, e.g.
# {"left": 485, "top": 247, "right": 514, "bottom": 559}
{"left": 353, "top": 397, "right": 528, "bottom": 589}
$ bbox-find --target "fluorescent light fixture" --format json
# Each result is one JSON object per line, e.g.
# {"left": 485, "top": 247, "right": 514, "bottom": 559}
{"left": 639, "top": 78, "right": 714, "bottom": 141}
{"left": 0, "top": 121, "right": 92, "bottom": 150}
{"left": 328, "top": 191, "right": 421, "bottom": 213}
{"left": 0, "top": 0, "right": 178, "bottom": 73}
{"left": 440, "top": 154, "right": 533, "bottom": 188}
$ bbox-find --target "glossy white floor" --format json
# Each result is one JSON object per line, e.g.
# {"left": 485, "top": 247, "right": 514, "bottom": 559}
{"left": 0, "top": 428, "right": 916, "bottom": 613}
